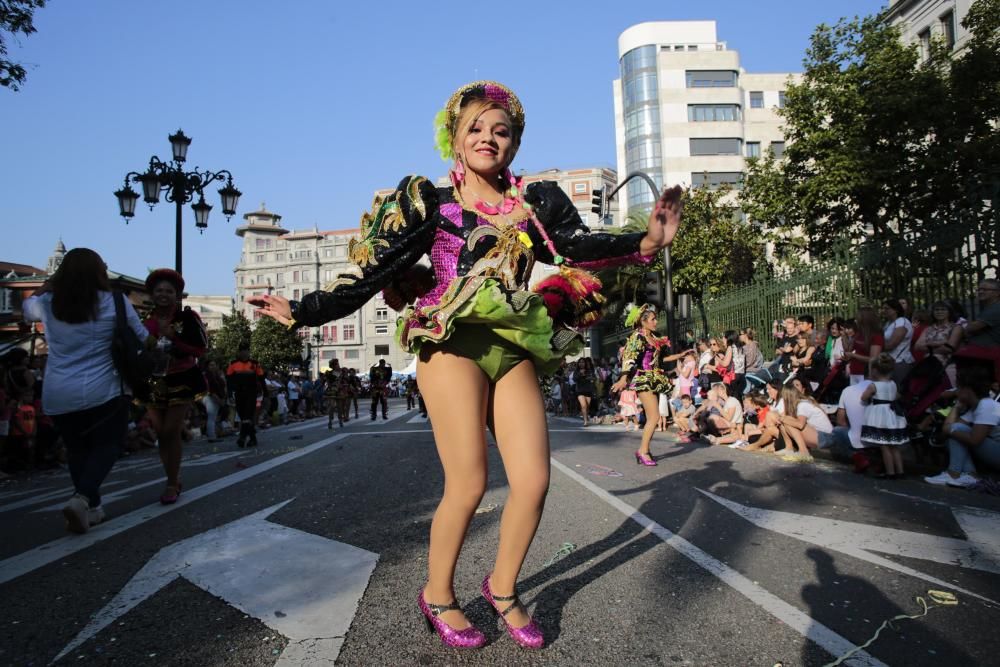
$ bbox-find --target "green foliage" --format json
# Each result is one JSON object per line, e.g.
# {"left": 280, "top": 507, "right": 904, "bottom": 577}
{"left": 672, "top": 185, "right": 765, "bottom": 297}
{"left": 1, "top": 0, "right": 45, "bottom": 91}
{"left": 207, "top": 309, "right": 252, "bottom": 368}
{"left": 250, "top": 314, "right": 303, "bottom": 372}
{"left": 740, "top": 1, "right": 1000, "bottom": 268}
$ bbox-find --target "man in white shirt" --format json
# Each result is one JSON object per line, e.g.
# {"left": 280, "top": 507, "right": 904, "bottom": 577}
{"left": 824, "top": 379, "right": 873, "bottom": 467}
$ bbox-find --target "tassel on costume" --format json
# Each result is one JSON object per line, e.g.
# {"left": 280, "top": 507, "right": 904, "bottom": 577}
{"left": 531, "top": 266, "right": 606, "bottom": 329}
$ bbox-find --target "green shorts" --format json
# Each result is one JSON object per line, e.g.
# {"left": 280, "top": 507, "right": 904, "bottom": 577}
{"left": 427, "top": 323, "right": 531, "bottom": 383}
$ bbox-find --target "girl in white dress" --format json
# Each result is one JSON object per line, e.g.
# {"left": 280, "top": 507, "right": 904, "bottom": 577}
{"left": 860, "top": 354, "right": 909, "bottom": 478}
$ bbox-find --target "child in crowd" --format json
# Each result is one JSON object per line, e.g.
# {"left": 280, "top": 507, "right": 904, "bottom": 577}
{"left": 860, "top": 354, "right": 909, "bottom": 478}
{"left": 619, "top": 386, "right": 639, "bottom": 431}
{"left": 276, "top": 390, "right": 289, "bottom": 425}
{"left": 674, "top": 394, "right": 695, "bottom": 434}
{"left": 548, "top": 380, "right": 563, "bottom": 415}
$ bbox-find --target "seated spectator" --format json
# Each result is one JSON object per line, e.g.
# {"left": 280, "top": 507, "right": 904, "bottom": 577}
{"left": 825, "top": 377, "right": 874, "bottom": 471}
{"left": 910, "top": 309, "right": 931, "bottom": 362}
{"left": 774, "top": 384, "right": 833, "bottom": 460}
{"left": 797, "top": 314, "right": 826, "bottom": 352}
{"left": 737, "top": 392, "right": 772, "bottom": 451}
{"left": 954, "top": 279, "right": 1000, "bottom": 381}
{"left": 824, "top": 318, "right": 845, "bottom": 368}
{"left": 772, "top": 315, "right": 798, "bottom": 353}
{"left": 741, "top": 328, "right": 764, "bottom": 375}
{"left": 700, "top": 383, "right": 743, "bottom": 443}
{"left": 842, "top": 306, "right": 884, "bottom": 385}
{"left": 674, "top": 394, "right": 695, "bottom": 434}
{"left": 924, "top": 366, "right": 1000, "bottom": 488}
{"left": 914, "top": 301, "right": 962, "bottom": 387}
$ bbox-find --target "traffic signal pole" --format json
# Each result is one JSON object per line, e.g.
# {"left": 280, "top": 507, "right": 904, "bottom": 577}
{"left": 606, "top": 171, "right": 676, "bottom": 344}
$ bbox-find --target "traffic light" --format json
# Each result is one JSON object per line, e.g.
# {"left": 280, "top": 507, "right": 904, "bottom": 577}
{"left": 643, "top": 271, "right": 664, "bottom": 307}
{"left": 590, "top": 187, "right": 605, "bottom": 216}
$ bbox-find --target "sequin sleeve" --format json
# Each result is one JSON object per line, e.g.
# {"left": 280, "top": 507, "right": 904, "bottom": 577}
{"left": 523, "top": 181, "right": 654, "bottom": 270}
{"left": 289, "top": 176, "right": 438, "bottom": 327}
{"left": 620, "top": 332, "right": 644, "bottom": 378}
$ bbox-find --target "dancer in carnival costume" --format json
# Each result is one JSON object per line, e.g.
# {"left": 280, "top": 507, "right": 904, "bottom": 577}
{"left": 249, "top": 81, "right": 683, "bottom": 649}
{"left": 611, "top": 303, "right": 673, "bottom": 466}
{"left": 141, "top": 269, "right": 208, "bottom": 504}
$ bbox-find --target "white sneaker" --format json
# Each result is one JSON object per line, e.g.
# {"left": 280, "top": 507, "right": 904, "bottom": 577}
{"left": 946, "top": 473, "right": 978, "bottom": 488}
{"left": 924, "top": 471, "right": 955, "bottom": 486}
{"left": 62, "top": 494, "right": 90, "bottom": 534}
{"left": 88, "top": 505, "right": 106, "bottom": 526}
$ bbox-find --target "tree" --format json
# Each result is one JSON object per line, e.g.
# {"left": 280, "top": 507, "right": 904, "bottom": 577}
{"left": 207, "top": 309, "right": 252, "bottom": 368}
{"left": 1, "top": 1, "right": 46, "bottom": 91}
{"left": 250, "top": 314, "right": 303, "bottom": 372}
{"left": 740, "top": 1, "right": 1000, "bottom": 266}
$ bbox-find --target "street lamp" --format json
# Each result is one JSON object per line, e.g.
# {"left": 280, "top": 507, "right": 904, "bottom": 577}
{"left": 115, "top": 129, "right": 241, "bottom": 274}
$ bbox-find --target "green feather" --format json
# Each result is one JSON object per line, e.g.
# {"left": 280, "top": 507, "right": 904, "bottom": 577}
{"left": 433, "top": 108, "right": 453, "bottom": 161}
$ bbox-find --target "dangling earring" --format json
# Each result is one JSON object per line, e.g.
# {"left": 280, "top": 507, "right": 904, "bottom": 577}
{"left": 451, "top": 157, "right": 466, "bottom": 186}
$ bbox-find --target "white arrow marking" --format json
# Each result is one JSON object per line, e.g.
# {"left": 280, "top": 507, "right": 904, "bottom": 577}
{"left": 698, "top": 489, "right": 1000, "bottom": 605}
{"left": 54, "top": 500, "right": 378, "bottom": 664}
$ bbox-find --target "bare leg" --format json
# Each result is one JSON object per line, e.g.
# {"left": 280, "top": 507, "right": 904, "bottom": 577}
{"left": 418, "top": 349, "right": 489, "bottom": 630}
{"left": 577, "top": 395, "right": 590, "bottom": 425}
{"left": 783, "top": 424, "right": 807, "bottom": 455}
{"left": 881, "top": 445, "right": 896, "bottom": 475}
{"left": 148, "top": 404, "right": 188, "bottom": 488}
{"left": 892, "top": 447, "right": 904, "bottom": 475}
{"left": 637, "top": 391, "right": 659, "bottom": 457}
{"left": 489, "top": 360, "right": 549, "bottom": 629}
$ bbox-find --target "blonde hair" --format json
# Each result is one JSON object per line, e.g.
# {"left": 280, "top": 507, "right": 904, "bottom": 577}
{"left": 779, "top": 384, "right": 817, "bottom": 418}
{"left": 453, "top": 99, "right": 521, "bottom": 168}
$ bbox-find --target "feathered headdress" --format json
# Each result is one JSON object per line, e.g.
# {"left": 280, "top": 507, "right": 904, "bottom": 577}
{"left": 434, "top": 81, "right": 525, "bottom": 161}
{"left": 532, "top": 267, "right": 606, "bottom": 329}
{"left": 624, "top": 303, "right": 655, "bottom": 328}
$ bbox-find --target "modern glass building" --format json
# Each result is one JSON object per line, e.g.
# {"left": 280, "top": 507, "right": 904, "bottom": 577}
{"left": 613, "top": 21, "right": 798, "bottom": 216}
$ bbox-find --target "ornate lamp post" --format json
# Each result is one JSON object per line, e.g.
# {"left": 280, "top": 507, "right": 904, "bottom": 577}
{"left": 114, "top": 129, "right": 242, "bottom": 274}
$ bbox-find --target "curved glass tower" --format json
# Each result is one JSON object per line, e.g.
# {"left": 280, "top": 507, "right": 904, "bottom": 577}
{"left": 620, "top": 45, "right": 662, "bottom": 212}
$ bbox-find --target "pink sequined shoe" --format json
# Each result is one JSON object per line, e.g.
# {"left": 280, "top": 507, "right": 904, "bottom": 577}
{"left": 417, "top": 590, "right": 486, "bottom": 649}
{"left": 635, "top": 451, "right": 657, "bottom": 466}
{"left": 481, "top": 574, "right": 544, "bottom": 649}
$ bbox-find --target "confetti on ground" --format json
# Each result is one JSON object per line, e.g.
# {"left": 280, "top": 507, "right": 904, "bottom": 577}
{"left": 584, "top": 463, "right": 623, "bottom": 478}
{"left": 543, "top": 542, "right": 577, "bottom": 567}
{"left": 475, "top": 503, "right": 498, "bottom": 514}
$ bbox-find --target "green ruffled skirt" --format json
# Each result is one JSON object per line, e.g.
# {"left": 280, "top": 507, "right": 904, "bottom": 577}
{"left": 397, "top": 277, "right": 582, "bottom": 381}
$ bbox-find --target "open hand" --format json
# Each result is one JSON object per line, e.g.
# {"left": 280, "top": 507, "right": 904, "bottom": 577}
{"left": 246, "top": 294, "right": 293, "bottom": 326}
{"left": 640, "top": 185, "right": 683, "bottom": 255}
{"left": 610, "top": 377, "right": 628, "bottom": 394}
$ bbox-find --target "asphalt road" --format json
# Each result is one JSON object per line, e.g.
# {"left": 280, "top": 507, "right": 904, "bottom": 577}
{"left": 2, "top": 399, "right": 999, "bottom": 666}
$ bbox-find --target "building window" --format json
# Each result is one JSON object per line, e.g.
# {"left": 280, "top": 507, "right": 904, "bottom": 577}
{"left": 778, "top": 91, "right": 787, "bottom": 108}
{"left": 275, "top": 272, "right": 284, "bottom": 286}
{"left": 375, "top": 308, "right": 388, "bottom": 321}
{"left": 941, "top": 11, "right": 956, "bottom": 50}
{"left": 687, "top": 45, "right": 697, "bottom": 51}
{"left": 689, "top": 138, "right": 742, "bottom": 156}
{"left": 255, "top": 254, "right": 265, "bottom": 263}
{"left": 0, "top": 288, "right": 11, "bottom": 314}
{"left": 691, "top": 172, "right": 744, "bottom": 190}
{"left": 624, "top": 105, "right": 661, "bottom": 141}
{"left": 573, "top": 182, "right": 587, "bottom": 194}
{"left": 292, "top": 271, "right": 299, "bottom": 282}
{"left": 746, "top": 142, "right": 761, "bottom": 158}
{"left": 255, "top": 275, "right": 264, "bottom": 285}
{"left": 335, "top": 246, "right": 346, "bottom": 257}
{"left": 321, "top": 350, "right": 336, "bottom": 360}
{"left": 374, "top": 325, "right": 389, "bottom": 336}
{"left": 770, "top": 141, "right": 786, "bottom": 158}
{"left": 343, "top": 324, "right": 355, "bottom": 341}
{"left": 301, "top": 271, "right": 311, "bottom": 282}
{"left": 238, "top": 276, "right": 244, "bottom": 285}
{"left": 688, "top": 104, "right": 741, "bottom": 122}
{"left": 275, "top": 252, "right": 284, "bottom": 261}
{"left": 328, "top": 325, "right": 338, "bottom": 342}
{"left": 673, "top": 45, "right": 684, "bottom": 51}
{"left": 623, "top": 70, "right": 659, "bottom": 106}
{"left": 621, "top": 45, "right": 657, "bottom": 76}
{"left": 918, "top": 28, "right": 932, "bottom": 61}
{"left": 749, "top": 91, "right": 764, "bottom": 108}
{"left": 344, "top": 349, "right": 360, "bottom": 360}
{"left": 324, "top": 248, "right": 333, "bottom": 257}
{"left": 685, "top": 70, "right": 737, "bottom": 88}
{"left": 374, "top": 345, "right": 390, "bottom": 356}
{"left": 324, "top": 270, "right": 334, "bottom": 281}
{"left": 293, "top": 289, "right": 300, "bottom": 300}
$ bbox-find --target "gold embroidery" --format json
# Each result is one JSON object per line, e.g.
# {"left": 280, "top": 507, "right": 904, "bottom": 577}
{"left": 465, "top": 224, "right": 535, "bottom": 290}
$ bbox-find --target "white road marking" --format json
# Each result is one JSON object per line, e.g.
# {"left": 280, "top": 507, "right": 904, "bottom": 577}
{"left": 0, "top": 433, "right": 350, "bottom": 586}
{"left": 54, "top": 500, "right": 378, "bottom": 665}
{"left": 407, "top": 413, "right": 428, "bottom": 423}
{"left": 551, "top": 458, "right": 887, "bottom": 667}
{"left": 0, "top": 481, "right": 130, "bottom": 514}
{"left": 699, "top": 489, "right": 1000, "bottom": 605}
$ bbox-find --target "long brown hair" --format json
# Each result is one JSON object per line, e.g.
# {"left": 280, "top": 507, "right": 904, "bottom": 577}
{"left": 854, "top": 306, "right": 881, "bottom": 344}
{"left": 50, "top": 248, "right": 110, "bottom": 323}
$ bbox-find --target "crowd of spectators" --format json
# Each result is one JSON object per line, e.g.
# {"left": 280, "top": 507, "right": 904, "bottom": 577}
{"left": 542, "top": 279, "right": 1000, "bottom": 490}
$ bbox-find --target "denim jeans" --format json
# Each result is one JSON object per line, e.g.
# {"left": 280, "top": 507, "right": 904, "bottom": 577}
{"left": 53, "top": 396, "right": 128, "bottom": 508}
{"left": 202, "top": 395, "right": 219, "bottom": 439}
{"left": 948, "top": 422, "right": 1000, "bottom": 474}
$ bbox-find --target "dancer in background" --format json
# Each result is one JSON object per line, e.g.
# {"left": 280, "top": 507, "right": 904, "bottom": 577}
{"left": 142, "top": 269, "right": 207, "bottom": 504}
{"left": 249, "top": 80, "right": 682, "bottom": 649}
{"left": 611, "top": 304, "right": 672, "bottom": 466}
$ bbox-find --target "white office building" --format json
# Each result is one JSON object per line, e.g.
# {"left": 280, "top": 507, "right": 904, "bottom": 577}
{"left": 613, "top": 21, "right": 799, "bottom": 215}
{"left": 885, "top": 0, "right": 975, "bottom": 58}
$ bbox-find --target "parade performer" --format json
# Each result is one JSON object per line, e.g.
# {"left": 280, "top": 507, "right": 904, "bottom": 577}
{"left": 369, "top": 358, "right": 393, "bottom": 420}
{"left": 142, "top": 269, "right": 207, "bottom": 504}
{"left": 611, "top": 303, "right": 673, "bottom": 466}
{"left": 249, "top": 81, "right": 682, "bottom": 649}
{"left": 226, "top": 343, "right": 264, "bottom": 447}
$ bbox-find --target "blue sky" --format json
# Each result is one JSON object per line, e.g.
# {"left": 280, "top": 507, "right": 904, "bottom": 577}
{"left": 3, "top": 0, "right": 884, "bottom": 295}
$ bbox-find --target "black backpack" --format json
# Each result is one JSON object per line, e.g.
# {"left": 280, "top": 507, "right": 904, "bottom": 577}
{"left": 110, "top": 291, "right": 153, "bottom": 397}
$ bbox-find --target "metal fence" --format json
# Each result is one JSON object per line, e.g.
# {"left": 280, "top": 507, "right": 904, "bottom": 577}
{"left": 696, "top": 220, "right": 997, "bottom": 340}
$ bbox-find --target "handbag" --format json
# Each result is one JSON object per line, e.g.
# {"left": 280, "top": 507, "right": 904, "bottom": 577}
{"left": 110, "top": 291, "right": 153, "bottom": 396}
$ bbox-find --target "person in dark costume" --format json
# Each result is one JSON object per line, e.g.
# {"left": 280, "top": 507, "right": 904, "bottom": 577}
{"left": 369, "top": 358, "right": 393, "bottom": 420}
{"left": 249, "top": 81, "right": 683, "bottom": 650}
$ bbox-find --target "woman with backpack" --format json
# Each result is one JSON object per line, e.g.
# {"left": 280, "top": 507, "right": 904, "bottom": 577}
{"left": 23, "top": 248, "right": 151, "bottom": 534}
